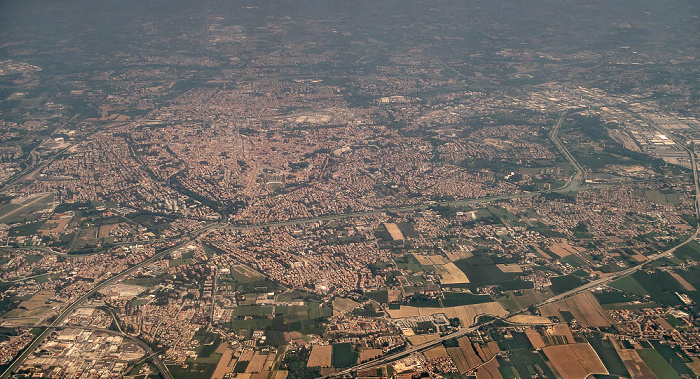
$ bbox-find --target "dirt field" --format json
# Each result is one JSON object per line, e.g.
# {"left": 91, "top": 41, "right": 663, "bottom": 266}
{"left": 40, "top": 217, "right": 70, "bottom": 237}
{"left": 446, "top": 337, "right": 499, "bottom": 374}
{"left": 670, "top": 271, "right": 696, "bottom": 291}
{"left": 539, "top": 291, "right": 612, "bottom": 327}
{"left": 447, "top": 347, "right": 469, "bottom": 373}
{"left": 427, "top": 255, "right": 449, "bottom": 265}
{"left": 98, "top": 223, "right": 125, "bottom": 238}
{"left": 358, "top": 349, "right": 382, "bottom": 362}
{"left": 387, "top": 302, "right": 507, "bottom": 327}
{"left": 246, "top": 352, "right": 268, "bottom": 373}
{"left": 614, "top": 344, "right": 656, "bottom": 379}
{"left": 548, "top": 239, "right": 585, "bottom": 258}
{"left": 306, "top": 345, "right": 333, "bottom": 367}
{"left": 414, "top": 254, "right": 449, "bottom": 265}
{"left": 436, "top": 262, "right": 470, "bottom": 284}
{"left": 383, "top": 223, "right": 404, "bottom": 240}
{"left": 551, "top": 324, "right": 575, "bottom": 344}
{"left": 524, "top": 329, "right": 546, "bottom": 349}
{"left": 332, "top": 297, "right": 360, "bottom": 315}
{"left": 478, "top": 341, "right": 500, "bottom": 361}
{"left": 496, "top": 263, "right": 522, "bottom": 273}
{"left": 407, "top": 334, "right": 440, "bottom": 345}
{"left": 239, "top": 350, "right": 255, "bottom": 362}
{"left": 444, "top": 249, "right": 473, "bottom": 262}
{"left": 414, "top": 255, "right": 434, "bottom": 265}
{"left": 18, "top": 290, "right": 54, "bottom": 310}
{"left": 212, "top": 343, "right": 236, "bottom": 379}
{"left": 423, "top": 345, "right": 449, "bottom": 360}
{"left": 506, "top": 314, "right": 552, "bottom": 325}
{"left": 542, "top": 343, "right": 608, "bottom": 379}
{"left": 475, "top": 357, "right": 503, "bottom": 379}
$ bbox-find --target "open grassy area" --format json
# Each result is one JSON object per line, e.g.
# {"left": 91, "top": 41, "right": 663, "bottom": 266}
{"left": 644, "top": 190, "right": 682, "bottom": 205}
{"left": 168, "top": 258, "right": 193, "bottom": 267}
{"left": 168, "top": 363, "right": 218, "bottom": 379}
{"left": 395, "top": 254, "right": 432, "bottom": 272}
{"left": 231, "top": 264, "right": 266, "bottom": 284}
{"left": 9, "top": 221, "right": 45, "bottom": 237}
{"left": 0, "top": 193, "right": 54, "bottom": 224}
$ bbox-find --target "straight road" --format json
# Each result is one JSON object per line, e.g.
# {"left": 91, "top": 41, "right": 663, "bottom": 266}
{"left": 549, "top": 112, "right": 586, "bottom": 192}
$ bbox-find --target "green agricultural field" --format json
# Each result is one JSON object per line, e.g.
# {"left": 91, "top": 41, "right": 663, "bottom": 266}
{"left": 636, "top": 349, "right": 680, "bottom": 379}
{"left": 602, "top": 302, "right": 659, "bottom": 311}
{"left": 650, "top": 341, "right": 694, "bottom": 377}
{"left": 288, "top": 318, "right": 326, "bottom": 335}
{"left": 233, "top": 305, "right": 273, "bottom": 317}
{"left": 229, "top": 318, "right": 273, "bottom": 334}
{"left": 496, "top": 296, "right": 518, "bottom": 312}
{"left": 632, "top": 271, "right": 686, "bottom": 306}
{"left": 549, "top": 274, "right": 585, "bottom": 294}
{"left": 453, "top": 258, "right": 520, "bottom": 286}
{"left": 406, "top": 296, "right": 441, "bottom": 307}
{"left": 674, "top": 240, "right": 700, "bottom": 261}
{"left": 610, "top": 275, "right": 648, "bottom": 295}
{"left": 644, "top": 190, "right": 682, "bottom": 205}
{"left": 442, "top": 292, "right": 492, "bottom": 307}
{"left": 332, "top": 343, "right": 358, "bottom": 368}
{"left": 495, "top": 347, "right": 555, "bottom": 378}
{"left": 561, "top": 254, "right": 586, "bottom": 267}
{"left": 586, "top": 334, "right": 629, "bottom": 377}
{"left": 593, "top": 290, "right": 636, "bottom": 305}
{"left": 365, "top": 290, "right": 389, "bottom": 303}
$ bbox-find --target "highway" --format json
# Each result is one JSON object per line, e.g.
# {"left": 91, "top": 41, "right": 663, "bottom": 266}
{"left": 0, "top": 227, "right": 218, "bottom": 379}
{"left": 549, "top": 112, "right": 586, "bottom": 192}
{"left": 326, "top": 124, "right": 700, "bottom": 378}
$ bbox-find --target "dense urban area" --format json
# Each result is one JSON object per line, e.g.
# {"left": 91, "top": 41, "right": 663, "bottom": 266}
{"left": 1, "top": 0, "right": 699, "bottom": 378}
